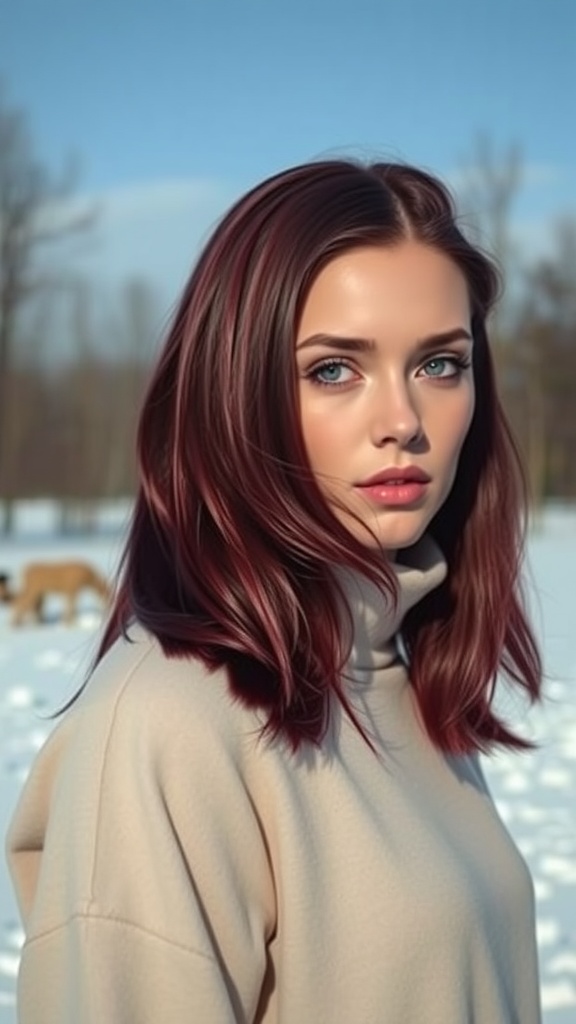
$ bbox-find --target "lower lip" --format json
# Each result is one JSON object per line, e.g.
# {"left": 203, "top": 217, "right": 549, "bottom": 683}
{"left": 356, "top": 481, "right": 428, "bottom": 506}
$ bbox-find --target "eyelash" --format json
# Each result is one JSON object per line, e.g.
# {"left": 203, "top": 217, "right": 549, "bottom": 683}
{"left": 305, "top": 354, "right": 472, "bottom": 388}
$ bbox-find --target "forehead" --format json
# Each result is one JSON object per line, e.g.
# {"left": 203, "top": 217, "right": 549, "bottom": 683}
{"left": 297, "top": 242, "right": 471, "bottom": 341}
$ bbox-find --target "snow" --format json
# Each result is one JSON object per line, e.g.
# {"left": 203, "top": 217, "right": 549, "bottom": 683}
{"left": 1, "top": 505, "right": 575, "bottom": 1023}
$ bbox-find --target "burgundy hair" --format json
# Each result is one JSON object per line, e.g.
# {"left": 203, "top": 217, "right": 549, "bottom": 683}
{"left": 95, "top": 159, "right": 541, "bottom": 754}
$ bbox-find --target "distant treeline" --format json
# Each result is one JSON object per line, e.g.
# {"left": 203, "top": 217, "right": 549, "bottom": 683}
{"left": 1, "top": 83, "right": 575, "bottom": 533}
{"left": 4, "top": 352, "right": 149, "bottom": 516}
{"left": 493, "top": 235, "right": 576, "bottom": 504}
{"left": 3, "top": 263, "right": 576, "bottom": 519}
{"left": 1, "top": 221, "right": 576, "bottom": 534}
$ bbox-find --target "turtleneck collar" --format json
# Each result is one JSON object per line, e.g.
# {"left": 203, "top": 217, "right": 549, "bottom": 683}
{"left": 336, "top": 534, "right": 447, "bottom": 680}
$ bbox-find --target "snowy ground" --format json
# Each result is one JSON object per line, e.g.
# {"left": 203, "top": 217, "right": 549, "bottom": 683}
{"left": 1, "top": 505, "right": 575, "bottom": 1023}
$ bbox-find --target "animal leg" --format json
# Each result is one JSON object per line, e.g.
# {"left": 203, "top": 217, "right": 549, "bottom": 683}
{"left": 63, "top": 592, "right": 77, "bottom": 625}
{"left": 33, "top": 595, "right": 44, "bottom": 623}
{"left": 11, "top": 590, "right": 39, "bottom": 627}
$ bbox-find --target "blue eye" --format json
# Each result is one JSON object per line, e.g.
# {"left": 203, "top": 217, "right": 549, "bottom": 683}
{"left": 421, "top": 356, "right": 468, "bottom": 379}
{"left": 318, "top": 363, "right": 344, "bottom": 382}
{"left": 308, "top": 360, "right": 355, "bottom": 386}
{"left": 424, "top": 358, "right": 452, "bottom": 377}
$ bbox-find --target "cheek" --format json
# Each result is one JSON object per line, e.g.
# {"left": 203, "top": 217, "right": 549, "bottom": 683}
{"left": 441, "top": 386, "right": 475, "bottom": 469}
{"left": 462, "top": 382, "right": 476, "bottom": 441}
{"left": 300, "top": 407, "right": 347, "bottom": 472}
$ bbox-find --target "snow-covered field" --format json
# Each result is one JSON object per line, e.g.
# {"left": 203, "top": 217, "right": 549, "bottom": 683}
{"left": 1, "top": 504, "right": 575, "bottom": 1023}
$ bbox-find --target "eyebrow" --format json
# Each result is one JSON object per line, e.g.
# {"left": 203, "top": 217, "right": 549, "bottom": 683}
{"left": 296, "top": 327, "right": 473, "bottom": 354}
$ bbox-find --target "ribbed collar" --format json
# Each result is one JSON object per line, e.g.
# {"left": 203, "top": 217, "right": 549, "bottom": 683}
{"left": 336, "top": 534, "right": 447, "bottom": 681}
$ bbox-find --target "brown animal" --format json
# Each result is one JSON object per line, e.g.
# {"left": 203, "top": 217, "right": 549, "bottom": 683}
{"left": 0, "top": 572, "right": 12, "bottom": 602}
{"left": 9, "top": 561, "right": 111, "bottom": 626}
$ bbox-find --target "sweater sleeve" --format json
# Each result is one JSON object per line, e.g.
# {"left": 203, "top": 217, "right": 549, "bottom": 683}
{"left": 7, "top": 641, "right": 276, "bottom": 1024}
{"left": 17, "top": 916, "right": 258, "bottom": 1022}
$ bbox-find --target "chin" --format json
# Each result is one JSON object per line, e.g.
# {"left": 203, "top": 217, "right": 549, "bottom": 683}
{"left": 329, "top": 491, "right": 440, "bottom": 554}
{"left": 344, "top": 515, "right": 430, "bottom": 553}
{"left": 374, "top": 528, "right": 427, "bottom": 553}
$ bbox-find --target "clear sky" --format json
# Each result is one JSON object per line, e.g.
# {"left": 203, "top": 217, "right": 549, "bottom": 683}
{"left": 2, "top": 0, "right": 575, "bottom": 314}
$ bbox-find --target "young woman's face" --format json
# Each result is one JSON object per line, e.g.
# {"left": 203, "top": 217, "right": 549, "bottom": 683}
{"left": 296, "top": 242, "right": 475, "bottom": 552}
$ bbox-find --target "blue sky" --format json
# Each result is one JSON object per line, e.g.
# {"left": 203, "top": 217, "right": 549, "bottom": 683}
{"left": 2, "top": 0, "right": 575, "bottom": 316}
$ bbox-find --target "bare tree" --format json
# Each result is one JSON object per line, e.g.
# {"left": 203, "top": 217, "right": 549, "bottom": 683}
{"left": 98, "top": 277, "right": 160, "bottom": 499}
{"left": 48, "top": 275, "right": 158, "bottom": 531}
{"left": 0, "top": 81, "right": 93, "bottom": 532}
{"left": 456, "top": 136, "right": 556, "bottom": 512}
{"left": 457, "top": 134, "right": 523, "bottom": 352}
{"left": 512, "top": 217, "right": 576, "bottom": 507}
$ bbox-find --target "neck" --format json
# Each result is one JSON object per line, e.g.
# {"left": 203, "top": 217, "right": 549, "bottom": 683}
{"left": 336, "top": 535, "right": 447, "bottom": 680}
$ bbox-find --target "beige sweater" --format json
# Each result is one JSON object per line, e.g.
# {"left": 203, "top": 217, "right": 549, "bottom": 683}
{"left": 7, "top": 538, "right": 541, "bottom": 1023}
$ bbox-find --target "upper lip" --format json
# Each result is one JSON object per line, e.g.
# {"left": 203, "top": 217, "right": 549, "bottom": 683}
{"left": 356, "top": 466, "right": 431, "bottom": 486}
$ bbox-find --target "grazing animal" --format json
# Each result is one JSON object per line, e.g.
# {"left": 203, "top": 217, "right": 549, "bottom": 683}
{"left": 9, "top": 561, "right": 111, "bottom": 626}
{"left": 0, "top": 572, "right": 12, "bottom": 603}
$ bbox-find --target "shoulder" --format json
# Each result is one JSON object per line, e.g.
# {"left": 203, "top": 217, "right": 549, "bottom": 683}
{"left": 12, "top": 624, "right": 262, "bottom": 833}
{"left": 71, "top": 622, "right": 263, "bottom": 769}
{"left": 8, "top": 624, "right": 277, "bottom": 941}
{"left": 8, "top": 623, "right": 266, "bottom": 861}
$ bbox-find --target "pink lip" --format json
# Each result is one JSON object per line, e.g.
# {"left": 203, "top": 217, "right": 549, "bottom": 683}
{"left": 357, "top": 465, "right": 431, "bottom": 487}
{"left": 354, "top": 466, "right": 431, "bottom": 508}
{"left": 355, "top": 481, "right": 429, "bottom": 507}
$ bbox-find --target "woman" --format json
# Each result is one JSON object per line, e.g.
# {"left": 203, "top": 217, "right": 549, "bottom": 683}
{"left": 7, "top": 159, "right": 542, "bottom": 1023}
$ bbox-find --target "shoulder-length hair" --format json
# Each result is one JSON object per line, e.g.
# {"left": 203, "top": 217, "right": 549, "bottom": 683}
{"left": 96, "top": 159, "right": 541, "bottom": 754}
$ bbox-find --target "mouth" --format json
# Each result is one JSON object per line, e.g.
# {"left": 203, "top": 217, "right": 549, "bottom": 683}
{"left": 356, "top": 466, "right": 431, "bottom": 487}
{"left": 354, "top": 467, "right": 430, "bottom": 507}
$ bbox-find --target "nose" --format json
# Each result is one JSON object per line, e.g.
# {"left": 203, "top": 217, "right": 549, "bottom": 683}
{"left": 369, "top": 376, "right": 423, "bottom": 449}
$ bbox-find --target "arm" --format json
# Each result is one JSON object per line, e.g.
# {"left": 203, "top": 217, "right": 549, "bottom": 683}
{"left": 7, "top": 644, "right": 276, "bottom": 1023}
{"left": 17, "top": 916, "right": 251, "bottom": 1022}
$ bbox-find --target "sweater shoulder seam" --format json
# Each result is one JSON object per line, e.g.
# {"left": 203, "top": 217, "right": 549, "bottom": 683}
{"left": 23, "top": 907, "right": 218, "bottom": 963}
